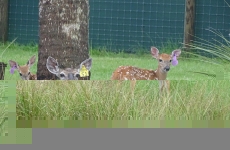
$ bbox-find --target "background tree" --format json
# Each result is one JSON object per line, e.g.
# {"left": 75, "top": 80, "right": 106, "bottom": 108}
{"left": 37, "top": 0, "right": 90, "bottom": 80}
{"left": 0, "top": 0, "right": 8, "bottom": 42}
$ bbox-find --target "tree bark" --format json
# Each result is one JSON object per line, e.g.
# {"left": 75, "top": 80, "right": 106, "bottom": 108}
{"left": 0, "top": 0, "right": 8, "bottom": 42}
{"left": 37, "top": 0, "right": 89, "bottom": 80}
{"left": 183, "top": 0, "right": 195, "bottom": 50}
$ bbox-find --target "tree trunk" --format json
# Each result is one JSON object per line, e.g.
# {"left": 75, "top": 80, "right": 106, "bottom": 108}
{"left": 37, "top": 0, "right": 89, "bottom": 80}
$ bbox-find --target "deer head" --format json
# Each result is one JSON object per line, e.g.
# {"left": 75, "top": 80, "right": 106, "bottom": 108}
{"left": 151, "top": 47, "right": 181, "bottom": 73}
{"left": 9, "top": 55, "right": 36, "bottom": 80}
{"left": 46, "top": 56, "right": 92, "bottom": 80}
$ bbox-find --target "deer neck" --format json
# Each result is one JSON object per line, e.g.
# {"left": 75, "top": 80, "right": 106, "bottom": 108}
{"left": 155, "top": 67, "right": 167, "bottom": 80}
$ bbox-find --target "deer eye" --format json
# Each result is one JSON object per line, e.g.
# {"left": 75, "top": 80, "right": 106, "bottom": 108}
{"left": 19, "top": 73, "right": 22, "bottom": 76}
{"left": 159, "top": 59, "right": 163, "bottom": 62}
{"left": 169, "top": 60, "right": 172, "bottom": 62}
{"left": 75, "top": 74, "right": 80, "bottom": 78}
{"left": 28, "top": 72, "right": 31, "bottom": 75}
{"left": 60, "top": 73, "right": 65, "bottom": 77}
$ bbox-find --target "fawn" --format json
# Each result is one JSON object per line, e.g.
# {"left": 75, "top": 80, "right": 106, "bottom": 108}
{"left": 111, "top": 46, "right": 181, "bottom": 94}
{"left": 9, "top": 55, "right": 37, "bottom": 80}
{"left": 46, "top": 56, "right": 92, "bottom": 80}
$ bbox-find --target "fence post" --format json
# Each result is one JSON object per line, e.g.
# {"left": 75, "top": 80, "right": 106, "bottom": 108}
{"left": 0, "top": 62, "right": 7, "bottom": 80}
{"left": 183, "top": 0, "right": 195, "bottom": 50}
{"left": 0, "top": 0, "right": 9, "bottom": 42}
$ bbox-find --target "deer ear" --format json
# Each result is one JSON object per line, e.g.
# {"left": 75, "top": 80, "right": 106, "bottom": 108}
{"left": 9, "top": 60, "right": 19, "bottom": 70}
{"left": 151, "top": 47, "right": 159, "bottom": 59}
{"left": 27, "top": 55, "right": 36, "bottom": 67}
{"left": 171, "top": 49, "right": 181, "bottom": 58}
{"left": 80, "top": 58, "right": 92, "bottom": 71}
{"left": 46, "top": 56, "right": 60, "bottom": 75}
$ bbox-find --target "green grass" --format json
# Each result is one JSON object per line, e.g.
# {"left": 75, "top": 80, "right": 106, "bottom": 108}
{"left": 16, "top": 80, "right": 230, "bottom": 120}
{"left": 0, "top": 82, "right": 8, "bottom": 136}
{"left": 1, "top": 41, "right": 230, "bottom": 121}
{"left": 0, "top": 42, "right": 229, "bottom": 80}
{"left": 0, "top": 81, "right": 32, "bottom": 144}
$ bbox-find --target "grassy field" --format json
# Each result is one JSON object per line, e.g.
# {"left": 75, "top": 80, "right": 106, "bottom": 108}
{"left": 16, "top": 80, "right": 230, "bottom": 120}
{"left": 0, "top": 81, "right": 32, "bottom": 144}
{"left": 0, "top": 82, "right": 8, "bottom": 136}
{"left": 1, "top": 42, "right": 230, "bottom": 121}
{"left": 1, "top": 42, "right": 229, "bottom": 80}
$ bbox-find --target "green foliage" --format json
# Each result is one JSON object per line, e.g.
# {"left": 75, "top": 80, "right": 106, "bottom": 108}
{"left": 16, "top": 80, "right": 230, "bottom": 120}
{"left": 0, "top": 83, "right": 8, "bottom": 136}
{"left": 188, "top": 29, "right": 230, "bottom": 61}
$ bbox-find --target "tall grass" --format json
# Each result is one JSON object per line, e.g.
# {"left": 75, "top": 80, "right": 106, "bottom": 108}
{"left": 0, "top": 83, "right": 8, "bottom": 136}
{"left": 187, "top": 29, "right": 230, "bottom": 62}
{"left": 183, "top": 28, "right": 230, "bottom": 79}
{"left": 16, "top": 80, "right": 230, "bottom": 120}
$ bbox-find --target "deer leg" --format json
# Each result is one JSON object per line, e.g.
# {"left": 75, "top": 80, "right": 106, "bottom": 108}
{"left": 130, "top": 80, "right": 136, "bottom": 92}
{"left": 159, "top": 80, "right": 170, "bottom": 97}
{"left": 113, "top": 80, "right": 123, "bottom": 94}
{"left": 166, "top": 80, "right": 170, "bottom": 94}
{"left": 129, "top": 80, "right": 136, "bottom": 98}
